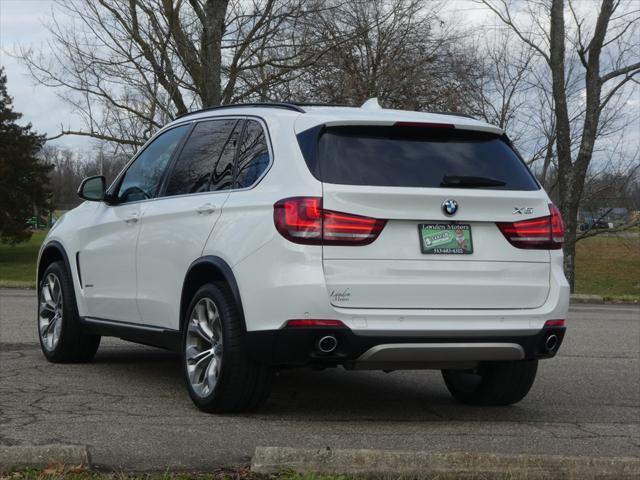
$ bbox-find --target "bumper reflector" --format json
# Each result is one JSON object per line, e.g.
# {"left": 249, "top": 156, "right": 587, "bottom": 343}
{"left": 285, "top": 319, "right": 345, "bottom": 328}
{"left": 544, "top": 319, "right": 565, "bottom": 327}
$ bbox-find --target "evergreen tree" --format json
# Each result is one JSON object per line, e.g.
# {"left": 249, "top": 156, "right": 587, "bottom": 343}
{"left": 0, "top": 67, "right": 51, "bottom": 244}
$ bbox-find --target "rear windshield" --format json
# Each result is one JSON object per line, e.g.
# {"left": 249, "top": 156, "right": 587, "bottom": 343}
{"left": 301, "top": 126, "right": 538, "bottom": 191}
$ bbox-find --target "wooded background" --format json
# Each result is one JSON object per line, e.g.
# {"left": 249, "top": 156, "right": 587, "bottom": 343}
{"left": 7, "top": 0, "right": 640, "bottom": 289}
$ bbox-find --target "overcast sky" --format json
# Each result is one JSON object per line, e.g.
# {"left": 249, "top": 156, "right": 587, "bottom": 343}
{"left": 1, "top": 0, "right": 637, "bottom": 160}
{"left": 0, "top": 0, "right": 94, "bottom": 151}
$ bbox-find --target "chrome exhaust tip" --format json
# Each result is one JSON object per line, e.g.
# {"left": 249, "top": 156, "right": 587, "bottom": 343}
{"left": 317, "top": 335, "right": 338, "bottom": 353}
{"left": 544, "top": 334, "right": 559, "bottom": 351}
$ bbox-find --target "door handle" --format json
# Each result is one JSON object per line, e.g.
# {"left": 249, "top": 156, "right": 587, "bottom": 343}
{"left": 124, "top": 213, "right": 139, "bottom": 224}
{"left": 196, "top": 203, "right": 216, "bottom": 215}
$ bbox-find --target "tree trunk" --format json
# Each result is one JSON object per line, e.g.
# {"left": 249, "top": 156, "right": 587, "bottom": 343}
{"left": 201, "top": 0, "right": 228, "bottom": 106}
{"left": 480, "top": 0, "right": 638, "bottom": 292}
{"left": 555, "top": 0, "right": 615, "bottom": 292}
{"left": 561, "top": 201, "right": 580, "bottom": 291}
{"left": 549, "top": 0, "right": 579, "bottom": 292}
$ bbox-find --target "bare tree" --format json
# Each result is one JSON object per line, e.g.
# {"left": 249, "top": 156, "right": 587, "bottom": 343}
{"left": 480, "top": 0, "right": 640, "bottom": 290}
{"left": 273, "top": 0, "right": 481, "bottom": 112}
{"left": 471, "top": 29, "right": 536, "bottom": 142}
{"left": 469, "top": 28, "right": 563, "bottom": 188}
{"left": 18, "top": 0, "right": 330, "bottom": 152}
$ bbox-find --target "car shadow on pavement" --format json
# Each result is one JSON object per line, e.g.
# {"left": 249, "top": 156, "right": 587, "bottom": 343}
{"left": 93, "top": 345, "right": 180, "bottom": 363}
{"left": 87, "top": 344, "right": 533, "bottom": 421}
{"left": 265, "top": 368, "right": 459, "bottom": 419}
{"left": 263, "top": 368, "right": 542, "bottom": 423}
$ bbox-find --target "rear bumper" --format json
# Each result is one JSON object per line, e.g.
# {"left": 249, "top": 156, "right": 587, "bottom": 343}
{"left": 246, "top": 324, "right": 566, "bottom": 369}
{"left": 233, "top": 237, "right": 570, "bottom": 334}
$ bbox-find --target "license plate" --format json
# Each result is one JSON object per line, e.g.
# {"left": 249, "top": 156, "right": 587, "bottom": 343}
{"left": 419, "top": 223, "right": 473, "bottom": 254}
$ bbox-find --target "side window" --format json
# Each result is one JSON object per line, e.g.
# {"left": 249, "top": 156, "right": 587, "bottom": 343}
{"left": 116, "top": 125, "right": 188, "bottom": 203}
{"left": 235, "top": 120, "right": 270, "bottom": 189}
{"left": 213, "top": 121, "right": 242, "bottom": 191}
{"left": 165, "top": 119, "right": 241, "bottom": 196}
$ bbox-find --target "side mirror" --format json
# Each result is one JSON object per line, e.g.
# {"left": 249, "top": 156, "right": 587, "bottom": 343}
{"left": 78, "top": 175, "right": 106, "bottom": 202}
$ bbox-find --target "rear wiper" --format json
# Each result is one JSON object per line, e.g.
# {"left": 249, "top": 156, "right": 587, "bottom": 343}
{"left": 440, "top": 175, "right": 506, "bottom": 188}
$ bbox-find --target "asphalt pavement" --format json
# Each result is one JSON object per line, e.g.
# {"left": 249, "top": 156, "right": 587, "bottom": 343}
{"left": 0, "top": 289, "right": 638, "bottom": 471}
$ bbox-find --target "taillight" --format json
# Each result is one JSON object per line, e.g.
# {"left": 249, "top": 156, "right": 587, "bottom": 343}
{"left": 322, "top": 210, "right": 386, "bottom": 243}
{"left": 274, "top": 197, "right": 386, "bottom": 245}
{"left": 497, "top": 203, "right": 564, "bottom": 249}
{"left": 273, "top": 197, "right": 322, "bottom": 243}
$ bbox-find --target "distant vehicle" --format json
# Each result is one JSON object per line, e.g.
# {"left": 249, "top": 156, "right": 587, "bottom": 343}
{"left": 26, "top": 215, "right": 49, "bottom": 229}
{"left": 580, "top": 220, "right": 612, "bottom": 231}
{"left": 593, "top": 220, "right": 611, "bottom": 229}
{"left": 36, "top": 101, "right": 569, "bottom": 412}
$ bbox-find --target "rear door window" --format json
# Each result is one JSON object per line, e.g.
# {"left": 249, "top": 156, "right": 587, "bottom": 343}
{"left": 165, "top": 119, "right": 241, "bottom": 196}
{"left": 307, "top": 126, "right": 538, "bottom": 191}
{"left": 235, "top": 120, "right": 270, "bottom": 189}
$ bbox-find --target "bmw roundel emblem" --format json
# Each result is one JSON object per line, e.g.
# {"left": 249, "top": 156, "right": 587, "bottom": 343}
{"left": 442, "top": 199, "right": 458, "bottom": 216}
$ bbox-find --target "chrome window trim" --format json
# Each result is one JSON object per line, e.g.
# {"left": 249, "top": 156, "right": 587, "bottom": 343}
{"left": 108, "top": 114, "right": 274, "bottom": 207}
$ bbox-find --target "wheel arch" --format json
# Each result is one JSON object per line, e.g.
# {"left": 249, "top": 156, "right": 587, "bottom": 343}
{"left": 180, "top": 256, "right": 247, "bottom": 333}
{"left": 37, "top": 241, "right": 72, "bottom": 292}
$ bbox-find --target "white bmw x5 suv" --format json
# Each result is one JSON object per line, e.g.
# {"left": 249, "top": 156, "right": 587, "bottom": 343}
{"left": 37, "top": 101, "right": 569, "bottom": 412}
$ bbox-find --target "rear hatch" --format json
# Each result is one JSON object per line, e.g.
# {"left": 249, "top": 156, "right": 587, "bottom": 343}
{"left": 302, "top": 123, "right": 552, "bottom": 310}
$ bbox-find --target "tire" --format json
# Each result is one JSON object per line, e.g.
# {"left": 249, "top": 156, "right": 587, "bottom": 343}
{"left": 38, "top": 261, "right": 101, "bottom": 363}
{"left": 442, "top": 360, "right": 538, "bottom": 406}
{"left": 182, "top": 282, "right": 273, "bottom": 413}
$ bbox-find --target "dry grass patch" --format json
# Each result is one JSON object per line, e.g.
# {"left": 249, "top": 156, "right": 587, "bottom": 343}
{"left": 575, "top": 234, "right": 640, "bottom": 301}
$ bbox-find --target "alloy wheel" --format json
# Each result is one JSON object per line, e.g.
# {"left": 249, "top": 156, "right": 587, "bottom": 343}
{"left": 185, "top": 297, "right": 223, "bottom": 397}
{"left": 39, "top": 273, "right": 63, "bottom": 351}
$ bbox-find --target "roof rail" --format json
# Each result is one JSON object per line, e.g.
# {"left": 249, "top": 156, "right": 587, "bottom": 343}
{"left": 175, "top": 102, "right": 305, "bottom": 119}
{"left": 175, "top": 102, "right": 478, "bottom": 121}
{"left": 289, "top": 102, "right": 353, "bottom": 108}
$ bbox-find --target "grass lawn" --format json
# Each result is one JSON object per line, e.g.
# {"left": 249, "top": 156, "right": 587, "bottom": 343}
{"left": 0, "top": 231, "right": 46, "bottom": 288}
{"left": 575, "top": 234, "right": 640, "bottom": 301}
{"left": 1, "top": 230, "right": 638, "bottom": 301}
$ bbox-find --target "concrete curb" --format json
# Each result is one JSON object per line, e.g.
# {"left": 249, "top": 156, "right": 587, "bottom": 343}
{"left": 0, "top": 445, "right": 90, "bottom": 472}
{"left": 251, "top": 447, "right": 640, "bottom": 479}
{"left": 570, "top": 294, "right": 640, "bottom": 305}
{"left": 570, "top": 293, "right": 605, "bottom": 304}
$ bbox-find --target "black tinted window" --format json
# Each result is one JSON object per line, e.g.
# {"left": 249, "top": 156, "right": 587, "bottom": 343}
{"left": 117, "top": 125, "right": 188, "bottom": 203}
{"left": 312, "top": 126, "right": 538, "bottom": 191}
{"left": 165, "top": 119, "right": 239, "bottom": 196}
{"left": 214, "top": 121, "right": 242, "bottom": 190}
{"left": 235, "top": 120, "right": 270, "bottom": 188}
